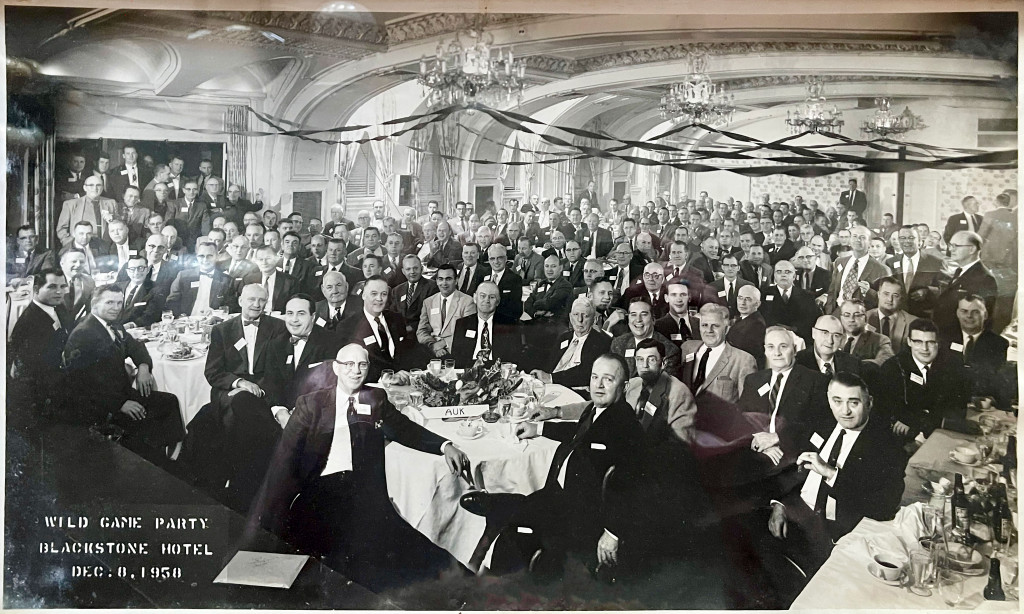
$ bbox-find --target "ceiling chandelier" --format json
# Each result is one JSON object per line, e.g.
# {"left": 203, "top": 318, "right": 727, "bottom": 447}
{"left": 417, "top": 25, "right": 526, "bottom": 110}
{"left": 659, "top": 52, "right": 736, "bottom": 126}
{"left": 786, "top": 77, "right": 844, "bottom": 134}
{"left": 861, "top": 97, "right": 926, "bottom": 138}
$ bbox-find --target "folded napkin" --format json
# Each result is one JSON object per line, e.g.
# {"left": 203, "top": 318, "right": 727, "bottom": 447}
{"left": 857, "top": 503, "right": 930, "bottom": 565}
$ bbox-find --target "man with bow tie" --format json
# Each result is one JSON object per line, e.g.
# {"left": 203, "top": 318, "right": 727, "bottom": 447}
{"left": 165, "top": 241, "right": 236, "bottom": 316}
{"left": 63, "top": 284, "right": 184, "bottom": 468}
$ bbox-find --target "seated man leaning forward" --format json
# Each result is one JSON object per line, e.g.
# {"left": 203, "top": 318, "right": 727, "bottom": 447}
{"left": 246, "top": 343, "right": 471, "bottom": 592}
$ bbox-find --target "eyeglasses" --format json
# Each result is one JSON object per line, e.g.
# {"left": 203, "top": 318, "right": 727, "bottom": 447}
{"left": 126, "top": 266, "right": 148, "bottom": 272}
{"left": 812, "top": 327, "right": 845, "bottom": 339}
{"left": 840, "top": 312, "right": 867, "bottom": 319}
{"left": 908, "top": 339, "right": 939, "bottom": 347}
{"left": 948, "top": 244, "right": 973, "bottom": 249}
{"left": 338, "top": 361, "right": 369, "bottom": 371}
{"left": 642, "top": 272, "right": 664, "bottom": 279}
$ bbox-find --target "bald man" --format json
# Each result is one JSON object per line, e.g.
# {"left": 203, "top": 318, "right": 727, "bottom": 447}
{"left": 620, "top": 261, "right": 669, "bottom": 318}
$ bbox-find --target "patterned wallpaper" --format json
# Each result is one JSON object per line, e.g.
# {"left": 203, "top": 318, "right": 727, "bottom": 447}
{"left": 935, "top": 167, "right": 1018, "bottom": 219}
{"left": 749, "top": 170, "right": 866, "bottom": 205}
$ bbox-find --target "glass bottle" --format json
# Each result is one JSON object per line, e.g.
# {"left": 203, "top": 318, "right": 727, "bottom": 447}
{"left": 984, "top": 558, "right": 1006, "bottom": 601}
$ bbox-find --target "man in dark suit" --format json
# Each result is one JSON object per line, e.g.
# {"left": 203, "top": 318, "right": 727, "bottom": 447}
{"left": 7, "top": 224, "right": 56, "bottom": 286}
{"left": 951, "top": 295, "right": 1012, "bottom": 409}
{"left": 57, "top": 151, "right": 87, "bottom": 202}
{"left": 247, "top": 343, "right": 470, "bottom": 591}
{"left": 484, "top": 243, "right": 524, "bottom": 324}
{"left": 379, "top": 232, "right": 409, "bottom": 288}
{"left": 611, "top": 298, "right": 681, "bottom": 378}
{"left": 60, "top": 249, "right": 95, "bottom": 323}
{"left": 838, "top": 299, "right": 894, "bottom": 368}
{"left": 454, "top": 243, "right": 488, "bottom": 296}
{"left": 116, "top": 254, "right": 164, "bottom": 327}
{"left": 530, "top": 296, "right": 612, "bottom": 388}
{"left": 196, "top": 176, "right": 229, "bottom": 217}
{"left": 164, "top": 242, "right": 236, "bottom": 316}
{"left": 387, "top": 254, "right": 438, "bottom": 335}
{"left": 739, "top": 245, "right": 774, "bottom": 290}
{"left": 759, "top": 260, "right": 821, "bottom": 344}
{"left": 886, "top": 226, "right": 945, "bottom": 318}
{"left": 107, "top": 144, "right": 151, "bottom": 203}
{"left": 576, "top": 180, "right": 600, "bottom": 211}
{"left": 450, "top": 282, "right": 523, "bottom": 368}
{"left": 59, "top": 221, "right": 107, "bottom": 276}
{"left": 425, "top": 221, "right": 463, "bottom": 268}
{"left": 313, "top": 270, "right": 362, "bottom": 331}
{"left": 607, "top": 242, "right": 644, "bottom": 299}
{"left": 876, "top": 319, "right": 972, "bottom": 440}
{"left": 943, "top": 195, "right": 985, "bottom": 244}
{"left": 250, "top": 246, "right": 300, "bottom": 314}
{"left": 838, "top": 178, "right": 867, "bottom": 217}
{"left": 221, "top": 183, "right": 262, "bottom": 228}
{"left": 620, "top": 262, "right": 668, "bottom": 318}
{"left": 63, "top": 284, "right": 184, "bottom": 466}
{"left": 582, "top": 213, "right": 614, "bottom": 260}
{"left": 795, "top": 315, "right": 861, "bottom": 378}
{"left": 792, "top": 247, "right": 830, "bottom": 300}
{"left": 525, "top": 254, "right": 574, "bottom": 330}
{"left": 337, "top": 276, "right": 414, "bottom": 381}
{"left": 764, "top": 228, "right": 797, "bottom": 266}
{"left": 932, "top": 231, "right": 999, "bottom": 339}
{"left": 279, "top": 231, "right": 316, "bottom": 293}
{"left": 728, "top": 285, "right": 768, "bottom": 368}
{"left": 562, "top": 240, "right": 587, "bottom": 288}
{"left": 709, "top": 253, "right": 754, "bottom": 317}
{"left": 513, "top": 236, "right": 546, "bottom": 284}
{"left": 461, "top": 353, "right": 645, "bottom": 579}
{"left": 164, "top": 180, "right": 211, "bottom": 249}
{"left": 8, "top": 269, "right": 73, "bottom": 431}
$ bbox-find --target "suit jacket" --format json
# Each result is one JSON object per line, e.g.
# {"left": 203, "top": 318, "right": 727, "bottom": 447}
{"left": 63, "top": 314, "right": 152, "bottom": 423}
{"left": 250, "top": 386, "right": 450, "bottom": 538}
{"left": 844, "top": 329, "right": 894, "bottom": 366}
{"left": 260, "top": 327, "right": 343, "bottom": 409}
{"left": 95, "top": 238, "right": 145, "bottom": 274}
{"left": 312, "top": 297, "right": 362, "bottom": 332}
{"left": 164, "top": 198, "right": 211, "bottom": 247}
{"left": 884, "top": 252, "right": 945, "bottom": 317}
{"left": 727, "top": 312, "right": 768, "bottom": 368}
{"left": 979, "top": 207, "right": 1017, "bottom": 270}
{"left": 738, "top": 365, "right": 830, "bottom": 457}
{"left": 581, "top": 227, "right": 614, "bottom": 259}
{"left": 739, "top": 260, "right": 774, "bottom": 289}
{"left": 63, "top": 274, "right": 96, "bottom": 322}
{"left": 6, "top": 247, "right": 56, "bottom": 285}
{"left": 280, "top": 256, "right": 317, "bottom": 294}
{"left": 765, "top": 241, "right": 797, "bottom": 266}
{"left": 624, "top": 371, "right": 697, "bottom": 445}
{"left": 825, "top": 255, "right": 889, "bottom": 313}
{"left": 839, "top": 188, "right": 867, "bottom": 216}
{"left": 449, "top": 314, "right": 523, "bottom": 368}
{"left": 610, "top": 331, "right": 681, "bottom": 379}
{"left": 876, "top": 349, "right": 970, "bottom": 437}
{"left": 678, "top": 341, "right": 757, "bottom": 405}
{"left": 483, "top": 268, "right": 524, "bottom": 324}
{"left": 653, "top": 313, "right": 700, "bottom": 355}
{"left": 932, "top": 262, "right": 998, "bottom": 338}
{"left": 619, "top": 285, "right": 669, "bottom": 318}
{"left": 525, "top": 277, "right": 573, "bottom": 321}
{"left": 687, "top": 254, "right": 717, "bottom": 283}
{"left": 759, "top": 285, "right": 821, "bottom": 343}
{"left": 109, "top": 165, "right": 152, "bottom": 202}
{"left": 262, "top": 271, "right": 300, "bottom": 313}
{"left": 164, "top": 269, "right": 237, "bottom": 316}
{"left": 545, "top": 329, "right": 612, "bottom": 388}
{"left": 379, "top": 255, "right": 408, "bottom": 288}
{"left": 8, "top": 301, "right": 74, "bottom": 422}
{"left": 708, "top": 277, "right": 754, "bottom": 316}
{"left": 957, "top": 330, "right": 1012, "bottom": 408}
{"left": 794, "top": 348, "right": 862, "bottom": 378}
{"left": 416, "top": 291, "right": 476, "bottom": 353}
{"left": 205, "top": 314, "right": 289, "bottom": 410}
{"left": 513, "top": 251, "right": 545, "bottom": 284}
{"left": 606, "top": 262, "right": 644, "bottom": 294}
{"left": 575, "top": 189, "right": 599, "bottom": 209}
{"left": 866, "top": 308, "right": 917, "bottom": 351}
{"left": 943, "top": 212, "right": 985, "bottom": 245}
{"left": 337, "top": 310, "right": 414, "bottom": 381}
{"left": 387, "top": 278, "right": 438, "bottom": 333}
{"left": 115, "top": 279, "right": 164, "bottom": 328}
{"left": 795, "top": 266, "right": 831, "bottom": 299}
{"left": 563, "top": 258, "right": 587, "bottom": 288}
{"left": 425, "top": 239, "right": 463, "bottom": 268}
{"left": 56, "top": 196, "right": 118, "bottom": 245}
{"left": 454, "top": 263, "right": 488, "bottom": 296}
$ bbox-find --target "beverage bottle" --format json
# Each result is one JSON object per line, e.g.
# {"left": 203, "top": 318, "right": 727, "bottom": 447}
{"left": 984, "top": 558, "right": 1006, "bottom": 600}
{"left": 952, "top": 473, "right": 970, "bottom": 535}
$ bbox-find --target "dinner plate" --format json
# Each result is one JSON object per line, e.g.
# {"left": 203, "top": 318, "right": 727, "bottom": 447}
{"left": 921, "top": 483, "right": 952, "bottom": 498}
{"left": 163, "top": 350, "right": 207, "bottom": 361}
{"left": 948, "top": 452, "right": 981, "bottom": 467}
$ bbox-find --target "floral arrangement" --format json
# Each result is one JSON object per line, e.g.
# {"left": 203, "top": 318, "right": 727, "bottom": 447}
{"left": 413, "top": 356, "right": 522, "bottom": 407}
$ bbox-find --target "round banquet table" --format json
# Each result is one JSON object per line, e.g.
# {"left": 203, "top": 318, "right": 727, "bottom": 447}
{"left": 383, "top": 383, "right": 584, "bottom": 568}
{"left": 144, "top": 341, "right": 212, "bottom": 428}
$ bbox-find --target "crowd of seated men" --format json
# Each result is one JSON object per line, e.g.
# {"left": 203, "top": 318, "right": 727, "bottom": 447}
{"left": 7, "top": 153, "right": 1019, "bottom": 604}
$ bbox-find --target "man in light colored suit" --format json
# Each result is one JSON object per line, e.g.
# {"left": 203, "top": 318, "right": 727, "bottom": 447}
{"left": 56, "top": 175, "right": 118, "bottom": 246}
{"left": 416, "top": 263, "right": 476, "bottom": 357}
{"left": 625, "top": 338, "right": 697, "bottom": 445}
{"left": 678, "top": 303, "right": 757, "bottom": 406}
{"left": 866, "top": 276, "right": 918, "bottom": 351}
{"left": 838, "top": 299, "right": 894, "bottom": 367}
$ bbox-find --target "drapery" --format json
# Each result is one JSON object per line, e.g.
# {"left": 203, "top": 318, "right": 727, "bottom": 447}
{"left": 496, "top": 135, "right": 517, "bottom": 201}
{"left": 435, "top": 117, "right": 461, "bottom": 215}
{"left": 225, "top": 105, "right": 249, "bottom": 194}
{"left": 519, "top": 132, "right": 541, "bottom": 197}
{"left": 336, "top": 139, "right": 361, "bottom": 204}
{"left": 408, "top": 128, "right": 428, "bottom": 211}
{"left": 370, "top": 97, "right": 397, "bottom": 217}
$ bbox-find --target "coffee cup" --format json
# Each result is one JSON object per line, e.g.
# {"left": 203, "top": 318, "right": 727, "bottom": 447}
{"left": 953, "top": 445, "right": 979, "bottom": 464}
{"left": 872, "top": 555, "right": 904, "bottom": 581}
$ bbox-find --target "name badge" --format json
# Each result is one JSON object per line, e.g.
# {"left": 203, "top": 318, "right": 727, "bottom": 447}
{"left": 315, "top": 270, "right": 324, "bottom": 276}
{"left": 671, "top": 333, "right": 683, "bottom": 341}
{"left": 825, "top": 496, "right": 837, "bottom": 521}
{"left": 810, "top": 432, "right": 825, "bottom": 448}
{"left": 400, "top": 295, "right": 407, "bottom": 302}
{"left": 234, "top": 338, "right": 246, "bottom": 351}
{"left": 484, "top": 275, "right": 491, "bottom": 281}
{"left": 590, "top": 442, "right": 607, "bottom": 450}
{"left": 560, "top": 339, "right": 570, "bottom": 349}
{"left": 685, "top": 353, "right": 695, "bottom": 363}
{"left": 718, "top": 290, "right": 728, "bottom": 297}
{"left": 384, "top": 267, "right": 392, "bottom": 274}
{"left": 354, "top": 402, "right": 372, "bottom": 415}
{"left": 316, "top": 317, "right": 327, "bottom": 326}
{"left": 625, "top": 348, "right": 635, "bottom": 357}
{"left": 757, "top": 382, "right": 771, "bottom": 396}
{"left": 191, "top": 281, "right": 200, "bottom": 288}
{"left": 431, "top": 307, "right": 440, "bottom": 315}
{"left": 308, "top": 361, "right": 323, "bottom": 369}
{"left": 766, "top": 295, "right": 775, "bottom": 301}
{"left": 120, "top": 169, "right": 129, "bottom": 175}
{"left": 644, "top": 402, "right": 657, "bottom": 416}
{"left": 133, "top": 301, "right": 147, "bottom": 307}
{"left": 466, "top": 330, "right": 477, "bottom": 339}
{"left": 893, "top": 261, "right": 901, "bottom": 269}
{"left": 950, "top": 342, "right": 964, "bottom": 352}
{"left": 516, "top": 527, "right": 534, "bottom": 534}
{"left": 363, "top": 335, "right": 377, "bottom": 346}
{"left": 562, "top": 270, "right": 570, "bottom": 276}
{"left": 910, "top": 373, "right": 925, "bottom": 385}
{"left": 15, "top": 257, "right": 25, "bottom": 264}
{"left": 960, "top": 219, "right": 968, "bottom": 225}
{"left": 502, "top": 289, "right": 510, "bottom": 294}
{"left": 635, "top": 279, "right": 642, "bottom": 285}
{"left": 286, "top": 355, "right": 293, "bottom": 365}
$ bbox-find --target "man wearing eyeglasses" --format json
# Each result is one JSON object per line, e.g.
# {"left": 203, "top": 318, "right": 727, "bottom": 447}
{"left": 932, "top": 230, "right": 999, "bottom": 338}
{"left": 876, "top": 318, "right": 971, "bottom": 441}
{"left": 57, "top": 174, "right": 119, "bottom": 247}
{"left": 7, "top": 225, "right": 55, "bottom": 286}
{"left": 837, "top": 299, "right": 893, "bottom": 368}
{"left": 165, "top": 241, "right": 236, "bottom": 316}
{"left": 708, "top": 254, "right": 754, "bottom": 318}
{"left": 115, "top": 254, "right": 164, "bottom": 328}
{"left": 795, "top": 315, "right": 861, "bottom": 378}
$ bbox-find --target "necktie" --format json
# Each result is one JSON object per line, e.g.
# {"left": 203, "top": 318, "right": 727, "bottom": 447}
{"left": 842, "top": 259, "right": 860, "bottom": 302}
{"left": 803, "top": 271, "right": 811, "bottom": 291}
{"left": 815, "top": 429, "right": 846, "bottom": 514}
{"left": 407, "top": 282, "right": 416, "bottom": 307}
{"left": 951, "top": 267, "right": 963, "bottom": 282}
{"left": 129, "top": 168, "right": 137, "bottom": 186}
{"left": 375, "top": 316, "right": 393, "bottom": 361}
{"left": 332, "top": 307, "right": 343, "bottom": 325}
{"left": 920, "top": 365, "right": 929, "bottom": 385}
{"left": 781, "top": 289, "right": 789, "bottom": 304}
{"left": 636, "top": 386, "right": 652, "bottom": 418}
{"left": 554, "top": 337, "right": 580, "bottom": 372}
{"left": 101, "top": 173, "right": 107, "bottom": 193}
{"left": 440, "top": 297, "right": 448, "bottom": 324}
{"left": 461, "top": 267, "right": 472, "bottom": 294}
{"left": 692, "top": 348, "right": 710, "bottom": 391}
{"left": 768, "top": 372, "right": 783, "bottom": 416}
{"left": 904, "top": 257, "right": 915, "bottom": 289}
{"left": 964, "top": 335, "right": 975, "bottom": 361}
{"left": 480, "top": 321, "right": 491, "bottom": 358}
{"left": 679, "top": 316, "right": 692, "bottom": 341}
{"left": 881, "top": 316, "right": 891, "bottom": 338}
{"left": 347, "top": 396, "right": 357, "bottom": 419}
{"left": 674, "top": 266, "right": 681, "bottom": 279}
{"left": 112, "top": 326, "right": 125, "bottom": 353}
{"left": 727, "top": 281, "right": 736, "bottom": 306}
{"left": 71, "top": 277, "right": 82, "bottom": 308}
{"left": 844, "top": 337, "right": 855, "bottom": 353}
{"left": 824, "top": 362, "right": 833, "bottom": 377}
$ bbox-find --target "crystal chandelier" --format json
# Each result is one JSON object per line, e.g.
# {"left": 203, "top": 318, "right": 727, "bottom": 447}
{"left": 861, "top": 97, "right": 926, "bottom": 138}
{"left": 659, "top": 52, "right": 735, "bottom": 126}
{"left": 786, "top": 77, "right": 844, "bottom": 134}
{"left": 417, "top": 26, "right": 526, "bottom": 110}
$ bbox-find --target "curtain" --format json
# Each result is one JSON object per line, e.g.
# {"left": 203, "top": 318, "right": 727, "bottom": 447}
{"left": 521, "top": 132, "right": 540, "bottom": 197}
{"left": 370, "top": 96, "right": 396, "bottom": 217}
{"left": 225, "top": 105, "right": 249, "bottom": 194}
{"left": 436, "top": 117, "right": 461, "bottom": 215}
{"left": 408, "top": 128, "right": 428, "bottom": 212}
{"left": 496, "top": 135, "right": 517, "bottom": 202}
{"left": 336, "top": 140, "right": 361, "bottom": 204}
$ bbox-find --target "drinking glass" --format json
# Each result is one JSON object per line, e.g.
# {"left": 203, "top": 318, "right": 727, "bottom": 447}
{"left": 186, "top": 318, "right": 198, "bottom": 333}
{"left": 531, "top": 378, "right": 547, "bottom": 403}
{"left": 408, "top": 391, "right": 423, "bottom": 410}
{"left": 161, "top": 310, "right": 174, "bottom": 330}
{"left": 443, "top": 359, "right": 456, "bottom": 380}
{"left": 392, "top": 391, "right": 410, "bottom": 412}
{"left": 380, "top": 370, "right": 395, "bottom": 392}
{"left": 936, "top": 569, "right": 964, "bottom": 606}
{"left": 976, "top": 438, "right": 994, "bottom": 464}
{"left": 1002, "top": 555, "right": 1019, "bottom": 599}
{"left": 909, "top": 552, "right": 933, "bottom": 596}
{"left": 428, "top": 359, "right": 443, "bottom": 378}
{"left": 501, "top": 362, "right": 515, "bottom": 380}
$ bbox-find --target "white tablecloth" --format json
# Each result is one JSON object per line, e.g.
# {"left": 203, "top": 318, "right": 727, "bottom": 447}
{"left": 145, "top": 341, "right": 211, "bottom": 427}
{"left": 7, "top": 292, "right": 31, "bottom": 335}
{"left": 384, "top": 383, "right": 584, "bottom": 568}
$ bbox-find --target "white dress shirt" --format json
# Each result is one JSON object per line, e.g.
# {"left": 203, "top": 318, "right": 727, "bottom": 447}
{"left": 241, "top": 317, "right": 258, "bottom": 374}
{"left": 799, "top": 424, "right": 862, "bottom": 519}
{"left": 554, "top": 331, "right": 589, "bottom": 373}
{"left": 556, "top": 405, "right": 608, "bottom": 488}
{"left": 328, "top": 300, "right": 347, "bottom": 320}
{"left": 814, "top": 352, "right": 836, "bottom": 375}
{"left": 694, "top": 342, "right": 726, "bottom": 377}
{"left": 261, "top": 271, "right": 277, "bottom": 313}
{"left": 364, "top": 310, "right": 396, "bottom": 357}
{"left": 322, "top": 392, "right": 357, "bottom": 475}
{"left": 767, "top": 367, "right": 793, "bottom": 433}
{"left": 33, "top": 299, "right": 60, "bottom": 328}
{"left": 191, "top": 273, "right": 215, "bottom": 316}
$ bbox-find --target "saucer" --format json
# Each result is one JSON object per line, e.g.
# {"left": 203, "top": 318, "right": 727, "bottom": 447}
{"left": 456, "top": 426, "right": 485, "bottom": 440}
{"left": 866, "top": 562, "right": 904, "bottom": 586}
{"left": 948, "top": 452, "right": 981, "bottom": 467}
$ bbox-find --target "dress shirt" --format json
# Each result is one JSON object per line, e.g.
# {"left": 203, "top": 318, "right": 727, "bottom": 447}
{"left": 322, "top": 392, "right": 356, "bottom": 475}
{"left": 554, "top": 331, "right": 590, "bottom": 373}
{"left": 799, "top": 424, "right": 862, "bottom": 519}
{"left": 150, "top": 262, "right": 162, "bottom": 283}
{"left": 491, "top": 268, "right": 504, "bottom": 286}
{"left": 191, "top": 273, "right": 215, "bottom": 316}
{"left": 912, "top": 357, "right": 931, "bottom": 384}
{"left": 694, "top": 342, "right": 726, "bottom": 377}
{"left": 472, "top": 315, "right": 495, "bottom": 359}
{"left": 125, "top": 165, "right": 139, "bottom": 187}
{"left": 901, "top": 252, "right": 920, "bottom": 280}
{"left": 114, "top": 241, "right": 130, "bottom": 269}
{"left": 328, "top": 301, "right": 347, "bottom": 321}
{"left": 33, "top": 299, "right": 60, "bottom": 328}
{"left": 459, "top": 265, "right": 476, "bottom": 292}
{"left": 555, "top": 405, "right": 608, "bottom": 489}
{"left": 615, "top": 266, "right": 631, "bottom": 295}
{"left": 96, "top": 317, "right": 119, "bottom": 343}
{"left": 169, "top": 174, "right": 180, "bottom": 194}
{"left": 73, "top": 242, "right": 97, "bottom": 273}
{"left": 241, "top": 317, "right": 259, "bottom": 375}
{"left": 839, "top": 254, "right": 870, "bottom": 302}
{"left": 767, "top": 367, "right": 794, "bottom": 433}
{"left": 843, "top": 333, "right": 861, "bottom": 354}
{"left": 291, "top": 337, "right": 307, "bottom": 368}
{"left": 364, "top": 310, "right": 396, "bottom": 357}
{"left": 814, "top": 352, "right": 836, "bottom": 375}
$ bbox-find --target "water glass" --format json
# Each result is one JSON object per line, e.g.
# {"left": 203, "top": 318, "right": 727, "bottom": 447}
{"left": 392, "top": 391, "right": 410, "bottom": 411}
{"left": 936, "top": 569, "right": 964, "bottom": 606}
{"left": 409, "top": 391, "right": 423, "bottom": 410}
{"left": 161, "top": 310, "right": 174, "bottom": 329}
{"left": 909, "top": 552, "right": 933, "bottom": 596}
{"left": 380, "top": 370, "right": 395, "bottom": 391}
{"left": 428, "top": 359, "right": 443, "bottom": 377}
{"left": 1002, "top": 555, "right": 1019, "bottom": 599}
{"left": 501, "top": 362, "right": 516, "bottom": 379}
{"left": 443, "top": 359, "right": 456, "bottom": 379}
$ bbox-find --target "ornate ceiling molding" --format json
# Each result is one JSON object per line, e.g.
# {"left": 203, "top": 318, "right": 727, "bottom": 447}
{"left": 386, "top": 13, "right": 548, "bottom": 45}
{"left": 200, "top": 11, "right": 387, "bottom": 46}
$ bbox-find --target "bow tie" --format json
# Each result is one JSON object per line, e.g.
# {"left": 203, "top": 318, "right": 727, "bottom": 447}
{"left": 290, "top": 335, "right": 308, "bottom": 345}
{"left": 243, "top": 318, "right": 260, "bottom": 327}
{"left": 199, "top": 271, "right": 214, "bottom": 278}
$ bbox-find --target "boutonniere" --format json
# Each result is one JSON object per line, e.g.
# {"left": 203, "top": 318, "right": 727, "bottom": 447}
{"left": 374, "top": 420, "right": 383, "bottom": 430}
